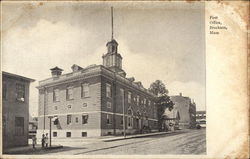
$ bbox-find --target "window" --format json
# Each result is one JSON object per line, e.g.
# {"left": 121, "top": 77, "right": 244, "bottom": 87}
{"left": 106, "top": 57, "right": 110, "bottom": 67}
{"left": 82, "top": 114, "right": 88, "bottom": 124}
{"left": 117, "top": 58, "right": 122, "bottom": 68}
{"left": 120, "top": 116, "right": 123, "bottom": 125}
{"left": 53, "top": 89, "right": 60, "bottom": 102}
{"left": 67, "top": 115, "right": 72, "bottom": 125}
{"left": 15, "top": 117, "right": 24, "bottom": 136}
{"left": 148, "top": 100, "right": 151, "bottom": 106}
{"left": 53, "top": 132, "right": 57, "bottom": 137}
{"left": 75, "top": 117, "right": 78, "bottom": 123}
{"left": 66, "top": 86, "right": 73, "bottom": 100}
{"left": 67, "top": 105, "right": 72, "bottom": 109}
{"left": 16, "top": 84, "right": 25, "bottom": 102}
{"left": 66, "top": 132, "right": 71, "bottom": 137}
{"left": 127, "top": 109, "right": 133, "bottom": 128}
{"left": 107, "top": 101, "right": 112, "bottom": 108}
{"left": 120, "top": 88, "right": 124, "bottom": 107}
{"left": 82, "top": 132, "right": 87, "bottom": 137}
{"left": 82, "top": 103, "right": 87, "bottom": 107}
{"left": 136, "top": 95, "right": 140, "bottom": 105}
{"left": 54, "top": 106, "right": 58, "bottom": 110}
{"left": 81, "top": 83, "right": 89, "bottom": 98}
{"left": 128, "top": 92, "right": 132, "bottom": 104}
{"left": 154, "top": 105, "right": 157, "bottom": 118}
{"left": 144, "top": 99, "right": 147, "bottom": 105}
{"left": 107, "top": 114, "right": 112, "bottom": 124}
{"left": 128, "top": 116, "right": 133, "bottom": 128}
{"left": 152, "top": 106, "right": 154, "bottom": 117}
{"left": 3, "top": 82, "right": 7, "bottom": 100}
{"left": 133, "top": 96, "right": 137, "bottom": 102}
{"left": 106, "top": 83, "right": 111, "bottom": 98}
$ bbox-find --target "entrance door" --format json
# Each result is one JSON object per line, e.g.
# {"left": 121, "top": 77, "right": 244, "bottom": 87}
{"left": 138, "top": 119, "right": 142, "bottom": 129}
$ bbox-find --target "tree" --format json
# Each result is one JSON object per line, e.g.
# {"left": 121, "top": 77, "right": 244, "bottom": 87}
{"left": 148, "top": 80, "right": 173, "bottom": 131}
{"left": 148, "top": 80, "right": 168, "bottom": 97}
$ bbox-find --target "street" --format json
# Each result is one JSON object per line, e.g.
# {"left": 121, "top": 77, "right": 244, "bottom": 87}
{"left": 25, "top": 129, "right": 206, "bottom": 155}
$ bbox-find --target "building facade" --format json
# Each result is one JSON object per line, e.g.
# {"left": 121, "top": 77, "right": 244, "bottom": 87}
{"left": 2, "top": 72, "right": 35, "bottom": 150}
{"left": 36, "top": 38, "right": 158, "bottom": 140}
{"left": 170, "top": 93, "right": 196, "bottom": 129}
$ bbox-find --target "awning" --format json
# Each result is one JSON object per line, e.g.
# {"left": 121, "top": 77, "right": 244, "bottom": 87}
{"left": 52, "top": 116, "right": 58, "bottom": 122}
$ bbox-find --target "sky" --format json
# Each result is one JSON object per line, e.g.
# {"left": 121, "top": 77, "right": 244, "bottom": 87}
{"left": 2, "top": 2, "right": 205, "bottom": 117}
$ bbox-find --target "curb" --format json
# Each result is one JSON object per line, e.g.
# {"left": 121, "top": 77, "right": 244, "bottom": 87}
{"left": 102, "top": 132, "right": 171, "bottom": 142}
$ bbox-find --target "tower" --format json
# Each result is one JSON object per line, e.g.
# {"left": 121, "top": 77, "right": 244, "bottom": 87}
{"left": 102, "top": 7, "right": 126, "bottom": 77}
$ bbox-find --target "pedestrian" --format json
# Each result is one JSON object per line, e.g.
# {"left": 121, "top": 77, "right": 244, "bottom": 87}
{"left": 32, "top": 136, "right": 37, "bottom": 149}
{"left": 41, "top": 134, "right": 45, "bottom": 148}
{"left": 45, "top": 133, "right": 49, "bottom": 148}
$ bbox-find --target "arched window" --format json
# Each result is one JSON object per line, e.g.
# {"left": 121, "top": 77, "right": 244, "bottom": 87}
{"left": 127, "top": 109, "right": 133, "bottom": 128}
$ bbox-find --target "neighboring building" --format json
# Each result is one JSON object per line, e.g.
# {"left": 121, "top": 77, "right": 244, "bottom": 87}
{"left": 36, "top": 10, "right": 158, "bottom": 140}
{"left": 196, "top": 110, "right": 206, "bottom": 127}
{"left": 2, "top": 72, "right": 35, "bottom": 150}
{"left": 170, "top": 93, "right": 196, "bottom": 129}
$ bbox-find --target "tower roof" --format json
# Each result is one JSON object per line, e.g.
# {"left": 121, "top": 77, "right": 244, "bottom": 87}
{"left": 106, "top": 39, "right": 118, "bottom": 46}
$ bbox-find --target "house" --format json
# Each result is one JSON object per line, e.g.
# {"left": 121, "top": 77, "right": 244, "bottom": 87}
{"left": 2, "top": 71, "right": 35, "bottom": 151}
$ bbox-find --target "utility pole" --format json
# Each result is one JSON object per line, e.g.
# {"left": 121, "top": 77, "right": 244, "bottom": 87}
{"left": 122, "top": 88, "right": 126, "bottom": 138}
{"left": 43, "top": 86, "right": 47, "bottom": 134}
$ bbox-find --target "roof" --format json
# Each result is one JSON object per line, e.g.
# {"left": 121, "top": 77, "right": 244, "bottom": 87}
{"left": 2, "top": 71, "right": 35, "bottom": 82}
{"left": 37, "top": 65, "right": 155, "bottom": 97}
{"left": 50, "top": 66, "right": 63, "bottom": 71}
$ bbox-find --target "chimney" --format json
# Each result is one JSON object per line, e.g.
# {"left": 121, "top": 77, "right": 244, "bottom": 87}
{"left": 179, "top": 92, "right": 182, "bottom": 96}
{"left": 50, "top": 66, "right": 63, "bottom": 78}
{"left": 127, "top": 77, "right": 135, "bottom": 82}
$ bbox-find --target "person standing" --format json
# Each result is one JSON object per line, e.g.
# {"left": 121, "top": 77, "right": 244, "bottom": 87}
{"left": 41, "top": 134, "right": 45, "bottom": 148}
{"left": 45, "top": 133, "right": 49, "bottom": 148}
{"left": 32, "top": 136, "right": 37, "bottom": 149}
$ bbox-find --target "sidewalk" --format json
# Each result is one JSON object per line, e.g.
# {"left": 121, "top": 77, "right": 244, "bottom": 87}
{"left": 4, "top": 144, "right": 63, "bottom": 154}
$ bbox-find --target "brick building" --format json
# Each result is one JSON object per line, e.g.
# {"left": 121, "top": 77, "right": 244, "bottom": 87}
{"left": 2, "top": 72, "right": 35, "bottom": 150}
{"left": 170, "top": 93, "right": 196, "bottom": 129}
{"left": 36, "top": 37, "right": 158, "bottom": 140}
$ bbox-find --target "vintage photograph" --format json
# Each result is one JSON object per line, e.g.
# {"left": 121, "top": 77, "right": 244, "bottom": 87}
{"left": 2, "top": 1, "right": 206, "bottom": 155}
